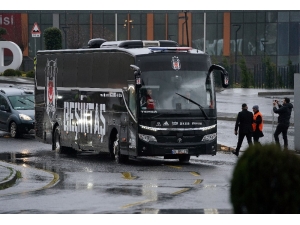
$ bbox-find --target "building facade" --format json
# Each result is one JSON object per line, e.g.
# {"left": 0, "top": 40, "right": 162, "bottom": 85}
{"left": 1, "top": 10, "right": 299, "bottom": 82}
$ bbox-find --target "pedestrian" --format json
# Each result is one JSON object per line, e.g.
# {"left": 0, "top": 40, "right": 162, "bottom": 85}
{"left": 252, "top": 105, "right": 264, "bottom": 145}
{"left": 273, "top": 97, "right": 293, "bottom": 150}
{"left": 232, "top": 103, "right": 253, "bottom": 156}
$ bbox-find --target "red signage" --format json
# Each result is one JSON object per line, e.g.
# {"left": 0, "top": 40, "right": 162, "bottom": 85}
{"left": 31, "top": 22, "right": 41, "bottom": 37}
{"left": 0, "top": 13, "right": 22, "bottom": 56}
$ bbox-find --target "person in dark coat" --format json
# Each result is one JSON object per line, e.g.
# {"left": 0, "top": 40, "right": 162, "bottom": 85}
{"left": 232, "top": 103, "right": 253, "bottom": 156}
{"left": 273, "top": 97, "right": 293, "bottom": 150}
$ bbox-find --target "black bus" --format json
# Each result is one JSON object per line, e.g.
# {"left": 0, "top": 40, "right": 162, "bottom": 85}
{"left": 34, "top": 40, "right": 229, "bottom": 163}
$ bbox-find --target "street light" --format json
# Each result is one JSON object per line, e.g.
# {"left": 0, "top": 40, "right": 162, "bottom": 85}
{"left": 62, "top": 26, "right": 70, "bottom": 49}
{"left": 232, "top": 24, "right": 241, "bottom": 84}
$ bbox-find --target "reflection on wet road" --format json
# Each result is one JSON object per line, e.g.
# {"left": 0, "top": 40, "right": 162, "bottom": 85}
{"left": 0, "top": 133, "right": 234, "bottom": 213}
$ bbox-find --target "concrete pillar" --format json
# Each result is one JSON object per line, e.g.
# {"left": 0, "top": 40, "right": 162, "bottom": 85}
{"left": 295, "top": 73, "right": 300, "bottom": 151}
{"left": 53, "top": 14, "right": 59, "bottom": 28}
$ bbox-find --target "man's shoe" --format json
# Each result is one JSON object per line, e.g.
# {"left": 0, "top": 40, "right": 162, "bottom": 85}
{"left": 231, "top": 150, "right": 239, "bottom": 156}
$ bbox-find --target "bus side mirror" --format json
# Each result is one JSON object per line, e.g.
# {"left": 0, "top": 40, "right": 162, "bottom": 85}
{"left": 221, "top": 71, "right": 229, "bottom": 88}
{"left": 207, "top": 64, "right": 229, "bottom": 88}
{"left": 130, "top": 64, "right": 142, "bottom": 89}
{"left": 134, "top": 71, "right": 142, "bottom": 88}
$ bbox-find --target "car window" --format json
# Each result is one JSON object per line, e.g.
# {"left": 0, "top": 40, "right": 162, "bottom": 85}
{"left": 0, "top": 95, "right": 10, "bottom": 110}
{"left": 8, "top": 95, "right": 34, "bottom": 110}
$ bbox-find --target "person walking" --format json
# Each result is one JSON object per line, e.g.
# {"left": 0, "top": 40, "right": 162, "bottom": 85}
{"left": 252, "top": 105, "right": 264, "bottom": 145}
{"left": 232, "top": 103, "right": 253, "bottom": 156}
{"left": 273, "top": 97, "right": 293, "bottom": 150}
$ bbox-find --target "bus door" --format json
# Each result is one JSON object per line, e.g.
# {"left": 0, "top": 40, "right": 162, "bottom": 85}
{"left": 120, "top": 81, "right": 137, "bottom": 156}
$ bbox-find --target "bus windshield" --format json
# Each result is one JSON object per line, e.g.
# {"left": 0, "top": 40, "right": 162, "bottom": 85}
{"left": 139, "top": 70, "right": 215, "bottom": 113}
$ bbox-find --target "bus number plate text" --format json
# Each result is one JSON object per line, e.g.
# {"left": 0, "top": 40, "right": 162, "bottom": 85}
{"left": 172, "top": 149, "right": 188, "bottom": 154}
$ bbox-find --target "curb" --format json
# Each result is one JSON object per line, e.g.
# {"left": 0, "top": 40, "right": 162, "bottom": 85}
{"left": 0, "top": 166, "right": 18, "bottom": 190}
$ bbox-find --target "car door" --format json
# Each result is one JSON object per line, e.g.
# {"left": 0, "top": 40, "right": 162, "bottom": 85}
{"left": 0, "top": 95, "right": 11, "bottom": 131}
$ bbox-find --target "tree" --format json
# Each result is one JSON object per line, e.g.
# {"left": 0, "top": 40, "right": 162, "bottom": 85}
{"left": 0, "top": 27, "right": 7, "bottom": 41}
{"left": 238, "top": 55, "right": 253, "bottom": 88}
{"left": 44, "top": 27, "right": 62, "bottom": 50}
{"left": 264, "top": 56, "right": 276, "bottom": 88}
{"left": 231, "top": 143, "right": 300, "bottom": 213}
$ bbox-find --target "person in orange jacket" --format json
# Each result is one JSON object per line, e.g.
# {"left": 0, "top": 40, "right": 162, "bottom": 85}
{"left": 252, "top": 105, "right": 264, "bottom": 144}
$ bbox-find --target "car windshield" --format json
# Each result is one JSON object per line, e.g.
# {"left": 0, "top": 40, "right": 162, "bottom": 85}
{"left": 8, "top": 95, "right": 34, "bottom": 110}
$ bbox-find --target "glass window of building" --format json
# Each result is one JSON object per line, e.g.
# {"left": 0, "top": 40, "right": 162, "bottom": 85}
{"left": 257, "top": 11, "right": 265, "bottom": 22}
{"left": 154, "top": 13, "right": 165, "bottom": 24}
{"left": 278, "top": 11, "right": 289, "bottom": 22}
{"left": 66, "top": 13, "right": 78, "bottom": 25}
{"left": 206, "top": 11, "right": 218, "bottom": 23}
{"left": 79, "top": 13, "right": 90, "bottom": 24}
{"left": 244, "top": 12, "right": 256, "bottom": 23}
{"left": 92, "top": 12, "right": 104, "bottom": 24}
{"left": 41, "top": 13, "right": 52, "bottom": 25}
{"left": 243, "top": 24, "right": 256, "bottom": 55}
{"left": 290, "top": 11, "right": 300, "bottom": 22}
{"left": 29, "top": 13, "right": 40, "bottom": 24}
{"left": 231, "top": 12, "right": 243, "bottom": 24}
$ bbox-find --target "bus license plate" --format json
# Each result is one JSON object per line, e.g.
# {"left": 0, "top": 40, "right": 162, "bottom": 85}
{"left": 172, "top": 149, "right": 188, "bottom": 154}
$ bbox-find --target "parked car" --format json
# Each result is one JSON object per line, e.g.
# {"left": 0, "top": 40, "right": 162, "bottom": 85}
{"left": 0, "top": 87, "right": 35, "bottom": 138}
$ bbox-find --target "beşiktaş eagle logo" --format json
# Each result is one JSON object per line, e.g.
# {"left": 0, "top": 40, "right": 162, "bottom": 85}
{"left": 45, "top": 59, "right": 58, "bottom": 121}
{"left": 171, "top": 56, "right": 181, "bottom": 70}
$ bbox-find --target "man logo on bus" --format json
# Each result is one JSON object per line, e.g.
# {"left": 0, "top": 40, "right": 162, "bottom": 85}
{"left": 171, "top": 56, "right": 181, "bottom": 70}
{"left": 48, "top": 80, "right": 53, "bottom": 104}
{"left": 45, "top": 59, "right": 58, "bottom": 120}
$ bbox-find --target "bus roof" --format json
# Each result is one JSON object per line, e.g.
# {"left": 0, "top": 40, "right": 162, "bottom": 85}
{"left": 37, "top": 40, "right": 206, "bottom": 57}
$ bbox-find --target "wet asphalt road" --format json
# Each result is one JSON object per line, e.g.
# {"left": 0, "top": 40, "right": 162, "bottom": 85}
{"left": 0, "top": 130, "right": 236, "bottom": 213}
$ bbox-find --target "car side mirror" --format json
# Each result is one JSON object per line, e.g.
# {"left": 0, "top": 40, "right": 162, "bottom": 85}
{"left": 0, "top": 105, "right": 7, "bottom": 111}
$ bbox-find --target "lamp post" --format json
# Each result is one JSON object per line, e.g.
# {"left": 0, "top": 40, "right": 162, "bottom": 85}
{"left": 260, "top": 39, "right": 268, "bottom": 85}
{"left": 62, "top": 26, "right": 69, "bottom": 49}
{"left": 232, "top": 24, "right": 241, "bottom": 84}
{"left": 178, "top": 11, "right": 189, "bottom": 47}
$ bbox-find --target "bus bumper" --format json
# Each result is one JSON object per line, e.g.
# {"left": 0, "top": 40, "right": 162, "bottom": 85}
{"left": 137, "top": 140, "right": 217, "bottom": 157}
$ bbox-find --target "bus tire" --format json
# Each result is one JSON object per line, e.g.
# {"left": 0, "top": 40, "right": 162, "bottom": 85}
{"left": 178, "top": 154, "right": 190, "bottom": 163}
{"left": 113, "top": 138, "right": 128, "bottom": 164}
{"left": 54, "top": 126, "right": 66, "bottom": 154}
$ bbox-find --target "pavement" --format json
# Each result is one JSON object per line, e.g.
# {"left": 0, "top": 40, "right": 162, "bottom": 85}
{"left": 0, "top": 76, "right": 296, "bottom": 192}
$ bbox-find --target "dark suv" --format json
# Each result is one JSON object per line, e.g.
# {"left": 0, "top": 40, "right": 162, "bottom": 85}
{"left": 0, "top": 87, "right": 35, "bottom": 138}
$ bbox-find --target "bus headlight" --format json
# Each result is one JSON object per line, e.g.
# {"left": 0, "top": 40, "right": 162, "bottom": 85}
{"left": 138, "top": 134, "right": 157, "bottom": 142}
{"left": 19, "top": 114, "right": 32, "bottom": 121}
{"left": 202, "top": 133, "right": 217, "bottom": 141}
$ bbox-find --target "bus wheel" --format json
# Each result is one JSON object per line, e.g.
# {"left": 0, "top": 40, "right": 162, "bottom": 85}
{"left": 113, "top": 137, "right": 128, "bottom": 164}
{"left": 178, "top": 155, "right": 190, "bottom": 163}
{"left": 54, "top": 126, "right": 65, "bottom": 154}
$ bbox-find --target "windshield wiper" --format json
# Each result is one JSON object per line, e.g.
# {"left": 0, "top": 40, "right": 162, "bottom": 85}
{"left": 24, "top": 97, "right": 34, "bottom": 103}
{"left": 175, "top": 93, "right": 209, "bottom": 120}
{"left": 18, "top": 100, "right": 27, "bottom": 105}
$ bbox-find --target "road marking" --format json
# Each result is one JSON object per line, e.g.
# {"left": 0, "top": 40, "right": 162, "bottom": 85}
{"left": 167, "top": 165, "right": 182, "bottom": 169}
{"left": 171, "top": 187, "right": 191, "bottom": 195}
{"left": 204, "top": 208, "right": 219, "bottom": 214}
{"left": 121, "top": 172, "right": 136, "bottom": 180}
{"left": 190, "top": 171, "right": 200, "bottom": 176}
{"left": 193, "top": 179, "right": 203, "bottom": 185}
{"left": 41, "top": 172, "right": 59, "bottom": 190}
{"left": 122, "top": 199, "right": 154, "bottom": 209}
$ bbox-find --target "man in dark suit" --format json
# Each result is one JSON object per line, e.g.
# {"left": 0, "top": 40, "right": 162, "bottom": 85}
{"left": 232, "top": 103, "right": 253, "bottom": 156}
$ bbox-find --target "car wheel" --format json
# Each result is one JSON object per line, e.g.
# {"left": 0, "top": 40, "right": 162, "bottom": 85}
{"left": 10, "top": 122, "right": 20, "bottom": 138}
